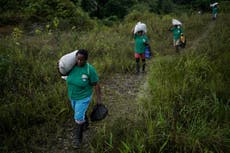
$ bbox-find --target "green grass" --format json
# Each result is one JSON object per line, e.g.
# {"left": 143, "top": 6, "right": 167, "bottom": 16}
{"left": 89, "top": 13, "right": 229, "bottom": 153}
{"left": 0, "top": 10, "right": 229, "bottom": 153}
{"left": 138, "top": 13, "right": 230, "bottom": 153}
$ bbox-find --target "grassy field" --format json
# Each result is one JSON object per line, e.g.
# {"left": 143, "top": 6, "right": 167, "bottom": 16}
{"left": 0, "top": 8, "right": 229, "bottom": 153}
{"left": 90, "top": 13, "right": 229, "bottom": 153}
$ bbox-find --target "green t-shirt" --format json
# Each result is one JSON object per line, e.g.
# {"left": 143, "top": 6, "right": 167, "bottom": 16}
{"left": 171, "top": 27, "right": 183, "bottom": 40}
{"left": 66, "top": 63, "right": 99, "bottom": 100}
{"left": 134, "top": 34, "right": 149, "bottom": 54}
{"left": 212, "top": 7, "right": 218, "bottom": 14}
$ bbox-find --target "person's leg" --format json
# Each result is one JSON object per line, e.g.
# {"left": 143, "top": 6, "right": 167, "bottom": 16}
{"left": 142, "top": 60, "right": 146, "bottom": 72}
{"left": 135, "top": 53, "right": 140, "bottom": 74}
{"left": 136, "top": 58, "right": 140, "bottom": 73}
{"left": 212, "top": 13, "right": 217, "bottom": 20}
{"left": 173, "top": 39, "right": 176, "bottom": 47}
{"left": 141, "top": 54, "right": 146, "bottom": 73}
{"left": 83, "top": 114, "right": 89, "bottom": 131}
{"left": 71, "top": 96, "right": 91, "bottom": 148}
{"left": 73, "top": 123, "right": 84, "bottom": 149}
{"left": 175, "top": 39, "right": 180, "bottom": 53}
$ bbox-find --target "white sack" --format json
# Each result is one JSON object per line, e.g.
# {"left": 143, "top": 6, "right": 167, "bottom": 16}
{"left": 172, "top": 19, "right": 182, "bottom": 26}
{"left": 210, "top": 2, "right": 218, "bottom": 7}
{"left": 58, "top": 50, "right": 78, "bottom": 75}
{"left": 134, "top": 22, "right": 147, "bottom": 34}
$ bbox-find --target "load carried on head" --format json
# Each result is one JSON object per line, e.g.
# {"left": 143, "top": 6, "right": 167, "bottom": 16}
{"left": 169, "top": 19, "right": 186, "bottom": 50}
{"left": 172, "top": 19, "right": 182, "bottom": 26}
{"left": 134, "top": 22, "right": 147, "bottom": 34}
{"left": 210, "top": 2, "right": 218, "bottom": 7}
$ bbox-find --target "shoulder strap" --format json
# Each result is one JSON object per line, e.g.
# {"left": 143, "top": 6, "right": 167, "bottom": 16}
{"left": 87, "top": 63, "right": 90, "bottom": 75}
{"left": 87, "top": 63, "right": 93, "bottom": 85}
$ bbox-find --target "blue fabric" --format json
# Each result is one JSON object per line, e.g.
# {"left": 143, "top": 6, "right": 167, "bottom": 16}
{"left": 70, "top": 95, "right": 92, "bottom": 122}
{"left": 145, "top": 46, "right": 151, "bottom": 59}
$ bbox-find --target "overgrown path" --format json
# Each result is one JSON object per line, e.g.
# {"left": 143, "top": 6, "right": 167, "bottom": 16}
{"left": 49, "top": 72, "right": 147, "bottom": 153}
{"left": 190, "top": 21, "right": 215, "bottom": 50}
{"left": 49, "top": 20, "right": 215, "bottom": 153}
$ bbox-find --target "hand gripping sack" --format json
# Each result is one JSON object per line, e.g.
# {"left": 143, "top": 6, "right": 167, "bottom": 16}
{"left": 90, "top": 104, "right": 108, "bottom": 122}
{"left": 58, "top": 50, "right": 78, "bottom": 75}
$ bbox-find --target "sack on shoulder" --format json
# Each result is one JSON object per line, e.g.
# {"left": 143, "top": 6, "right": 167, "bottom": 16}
{"left": 58, "top": 50, "right": 78, "bottom": 75}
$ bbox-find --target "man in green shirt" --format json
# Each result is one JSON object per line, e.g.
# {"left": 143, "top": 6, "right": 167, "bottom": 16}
{"left": 66, "top": 49, "right": 102, "bottom": 148}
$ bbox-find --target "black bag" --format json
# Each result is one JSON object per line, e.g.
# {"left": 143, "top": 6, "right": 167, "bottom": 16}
{"left": 90, "top": 104, "right": 108, "bottom": 122}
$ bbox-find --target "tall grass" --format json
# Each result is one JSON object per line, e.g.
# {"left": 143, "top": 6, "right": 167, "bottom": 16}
{"left": 0, "top": 9, "right": 229, "bottom": 152}
{"left": 89, "top": 12, "right": 229, "bottom": 153}
{"left": 144, "top": 53, "right": 229, "bottom": 152}
{"left": 0, "top": 30, "right": 70, "bottom": 152}
{"left": 138, "top": 13, "right": 229, "bottom": 153}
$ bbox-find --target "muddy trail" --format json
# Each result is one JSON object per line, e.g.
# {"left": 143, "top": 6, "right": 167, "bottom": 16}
{"left": 49, "top": 72, "right": 147, "bottom": 153}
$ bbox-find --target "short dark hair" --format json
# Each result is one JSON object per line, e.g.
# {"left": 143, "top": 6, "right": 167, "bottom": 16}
{"left": 76, "top": 49, "right": 88, "bottom": 60}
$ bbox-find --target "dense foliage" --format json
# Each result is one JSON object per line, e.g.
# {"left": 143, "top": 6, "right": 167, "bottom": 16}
{"left": 0, "top": 0, "right": 226, "bottom": 26}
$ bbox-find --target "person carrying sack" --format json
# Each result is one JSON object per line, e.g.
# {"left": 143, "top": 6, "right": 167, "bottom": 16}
{"left": 132, "top": 22, "right": 150, "bottom": 74}
{"left": 211, "top": 3, "right": 218, "bottom": 20}
{"left": 169, "top": 20, "right": 184, "bottom": 52}
{"left": 64, "top": 49, "right": 102, "bottom": 149}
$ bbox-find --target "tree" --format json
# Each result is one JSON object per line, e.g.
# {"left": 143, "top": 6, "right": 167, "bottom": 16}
{"left": 157, "top": 0, "right": 173, "bottom": 14}
{"left": 103, "top": 0, "right": 134, "bottom": 18}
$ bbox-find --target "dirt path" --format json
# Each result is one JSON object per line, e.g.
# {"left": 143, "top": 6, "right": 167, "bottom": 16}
{"left": 190, "top": 21, "right": 215, "bottom": 50}
{"left": 48, "top": 20, "right": 215, "bottom": 153}
{"left": 49, "top": 72, "right": 147, "bottom": 153}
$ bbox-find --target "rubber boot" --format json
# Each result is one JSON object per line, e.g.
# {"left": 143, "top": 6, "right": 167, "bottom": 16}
{"left": 136, "top": 62, "right": 140, "bottom": 74}
{"left": 72, "top": 123, "right": 83, "bottom": 149}
{"left": 142, "top": 63, "right": 146, "bottom": 73}
{"left": 83, "top": 115, "right": 89, "bottom": 131}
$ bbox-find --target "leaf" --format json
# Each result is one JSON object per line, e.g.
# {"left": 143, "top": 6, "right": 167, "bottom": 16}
{"left": 57, "top": 108, "right": 68, "bottom": 116}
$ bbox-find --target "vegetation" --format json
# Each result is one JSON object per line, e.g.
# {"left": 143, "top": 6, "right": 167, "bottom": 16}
{"left": 90, "top": 11, "right": 230, "bottom": 153}
{"left": 0, "top": 0, "right": 229, "bottom": 153}
{"left": 0, "top": 0, "right": 227, "bottom": 27}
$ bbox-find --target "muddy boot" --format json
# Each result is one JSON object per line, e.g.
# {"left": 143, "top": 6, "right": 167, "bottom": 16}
{"left": 136, "top": 62, "right": 140, "bottom": 74}
{"left": 72, "top": 123, "right": 83, "bottom": 149}
{"left": 142, "top": 63, "right": 146, "bottom": 73}
{"left": 83, "top": 115, "right": 89, "bottom": 131}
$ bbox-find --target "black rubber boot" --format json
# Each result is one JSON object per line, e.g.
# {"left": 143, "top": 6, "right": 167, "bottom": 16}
{"left": 142, "top": 63, "right": 146, "bottom": 73}
{"left": 136, "top": 62, "right": 140, "bottom": 74}
{"left": 72, "top": 123, "right": 83, "bottom": 149}
{"left": 83, "top": 115, "right": 89, "bottom": 131}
